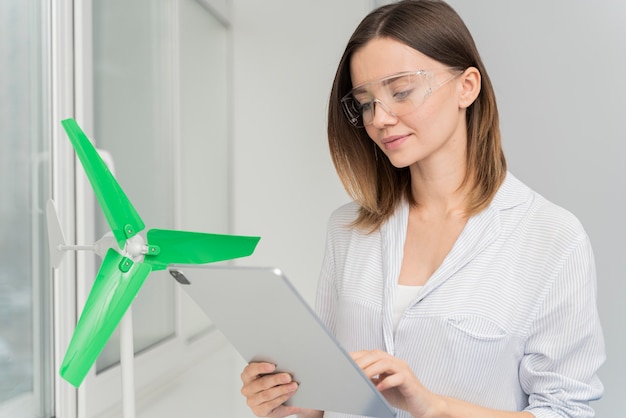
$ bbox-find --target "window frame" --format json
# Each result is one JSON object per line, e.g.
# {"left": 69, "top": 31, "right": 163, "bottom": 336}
{"left": 49, "top": 0, "right": 79, "bottom": 416}
{"left": 51, "top": 0, "right": 234, "bottom": 416}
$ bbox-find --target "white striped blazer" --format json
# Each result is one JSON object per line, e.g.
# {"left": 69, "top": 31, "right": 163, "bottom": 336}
{"left": 315, "top": 172, "right": 605, "bottom": 418}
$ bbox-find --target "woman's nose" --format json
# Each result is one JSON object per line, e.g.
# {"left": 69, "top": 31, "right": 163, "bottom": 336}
{"left": 369, "top": 99, "right": 398, "bottom": 127}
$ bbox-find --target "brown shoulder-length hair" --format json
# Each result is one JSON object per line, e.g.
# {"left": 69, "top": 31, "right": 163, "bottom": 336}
{"left": 328, "top": 0, "right": 506, "bottom": 232}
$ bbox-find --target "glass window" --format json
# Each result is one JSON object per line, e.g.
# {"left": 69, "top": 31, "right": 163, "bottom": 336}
{"left": 0, "top": 1, "right": 53, "bottom": 417}
{"left": 177, "top": 0, "right": 231, "bottom": 340}
{"left": 90, "top": 0, "right": 232, "bottom": 370}
{"left": 92, "top": 0, "right": 177, "bottom": 371}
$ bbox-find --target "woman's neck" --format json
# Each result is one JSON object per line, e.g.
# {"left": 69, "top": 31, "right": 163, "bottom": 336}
{"left": 408, "top": 162, "right": 471, "bottom": 218}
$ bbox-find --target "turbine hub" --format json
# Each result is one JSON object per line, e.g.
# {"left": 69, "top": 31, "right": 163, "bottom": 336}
{"left": 124, "top": 234, "right": 147, "bottom": 262}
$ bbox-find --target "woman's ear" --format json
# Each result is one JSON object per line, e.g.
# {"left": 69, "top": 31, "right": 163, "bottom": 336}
{"left": 458, "top": 67, "right": 481, "bottom": 109}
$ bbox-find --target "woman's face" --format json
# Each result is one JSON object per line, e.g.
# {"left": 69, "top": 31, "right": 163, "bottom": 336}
{"left": 349, "top": 37, "right": 468, "bottom": 171}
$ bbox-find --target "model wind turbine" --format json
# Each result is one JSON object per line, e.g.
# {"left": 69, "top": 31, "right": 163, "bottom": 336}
{"left": 47, "top": 118, "right": 260, "bottom": 390}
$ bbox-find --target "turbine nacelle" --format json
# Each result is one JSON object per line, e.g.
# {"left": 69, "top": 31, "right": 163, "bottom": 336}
{"left": 123, "top": 234, "right": 152, "bottom": 263}
{"left": 47, "top": 200, "right": 150, "bottom": 267}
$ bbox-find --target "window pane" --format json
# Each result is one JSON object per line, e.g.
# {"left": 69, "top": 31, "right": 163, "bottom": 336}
{"left": 178, "top": 0, "right": 230, "bottom": 339}
{"left": 92, "top": 0, "right": 176, "bottom": 371}
{"left": 0, "top": 1, "right": 53, "bottom": 417}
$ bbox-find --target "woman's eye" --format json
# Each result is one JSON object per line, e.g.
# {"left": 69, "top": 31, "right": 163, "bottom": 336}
{"left": 359, "top": 101, "right": 373, "bottom": 112}
{"left": 393, "top": 89, "right": 413, "bottom": 101}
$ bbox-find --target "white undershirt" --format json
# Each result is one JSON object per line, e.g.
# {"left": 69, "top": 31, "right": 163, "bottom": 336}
{"left": 393, "top": 284, "right": 423, "bottom": 333}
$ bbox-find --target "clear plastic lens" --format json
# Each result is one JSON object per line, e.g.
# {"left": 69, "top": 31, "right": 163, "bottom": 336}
{"left": 341, "top": 69, "right": 459, "bottom": 127}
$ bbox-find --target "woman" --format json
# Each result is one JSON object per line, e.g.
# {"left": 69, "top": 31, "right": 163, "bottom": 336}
{"left": 241, "top": 1, "right": 605, "bottom": 417}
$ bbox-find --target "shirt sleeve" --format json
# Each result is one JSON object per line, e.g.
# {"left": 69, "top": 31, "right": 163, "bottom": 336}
{"left": 521, "top": 236, "right": 605, "bottom": 418}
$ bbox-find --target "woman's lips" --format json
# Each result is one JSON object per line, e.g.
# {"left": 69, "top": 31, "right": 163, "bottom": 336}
{"left": 381, "top": 134, "right": 409, "bottom": 150}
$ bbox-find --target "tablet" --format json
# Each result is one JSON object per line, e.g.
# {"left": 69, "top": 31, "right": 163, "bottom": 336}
{"left": 171, "top": 265, "right": 397, "bottom": 418}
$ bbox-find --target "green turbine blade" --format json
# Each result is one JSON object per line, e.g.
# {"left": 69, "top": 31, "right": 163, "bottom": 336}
{"left": 143, "top": 229, "right": 260, "bottom": 271}
{"left": 60, "top": 249, "right": 152, "bottom": 387}
{"left": 61, "top": 118, "right": 145, "bottom": 248}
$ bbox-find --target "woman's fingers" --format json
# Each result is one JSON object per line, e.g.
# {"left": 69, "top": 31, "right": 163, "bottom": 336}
{"left": 241, "top": 362, "right": 276, "bottom": 384}
{"left": 350, "top": 350, "right": 440, "bottom": 415}
{"left": 351, "top": 350, "right": 398, "bottom": 379}
{"left": 241, "top": 363, "right": 295, "bottom": 397}
{"left": 243, "top": 373, "right": 298, "bottom": 401}
{"left": 240, "top": 362, "right": 299, "bottom": 418}
{"left": 247, "top": 383, "right": 299, "bottom": 417}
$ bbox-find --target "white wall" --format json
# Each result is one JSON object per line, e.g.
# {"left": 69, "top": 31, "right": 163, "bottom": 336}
{"left": 230, "top": 0, "right": 368, "bottom": 303}
{"left": 447, "top": 1, "right": 626, "bottom": 416}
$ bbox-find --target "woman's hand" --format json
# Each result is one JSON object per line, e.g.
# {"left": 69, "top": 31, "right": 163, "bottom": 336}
{"left": 351, "top": 350, "right": 444, "bottom": 418}
{"left": 240, "top": 362, "right": 322, "bottom": 418}
{"left": 351, "top": 350, "right": 536, "bottom": 418}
